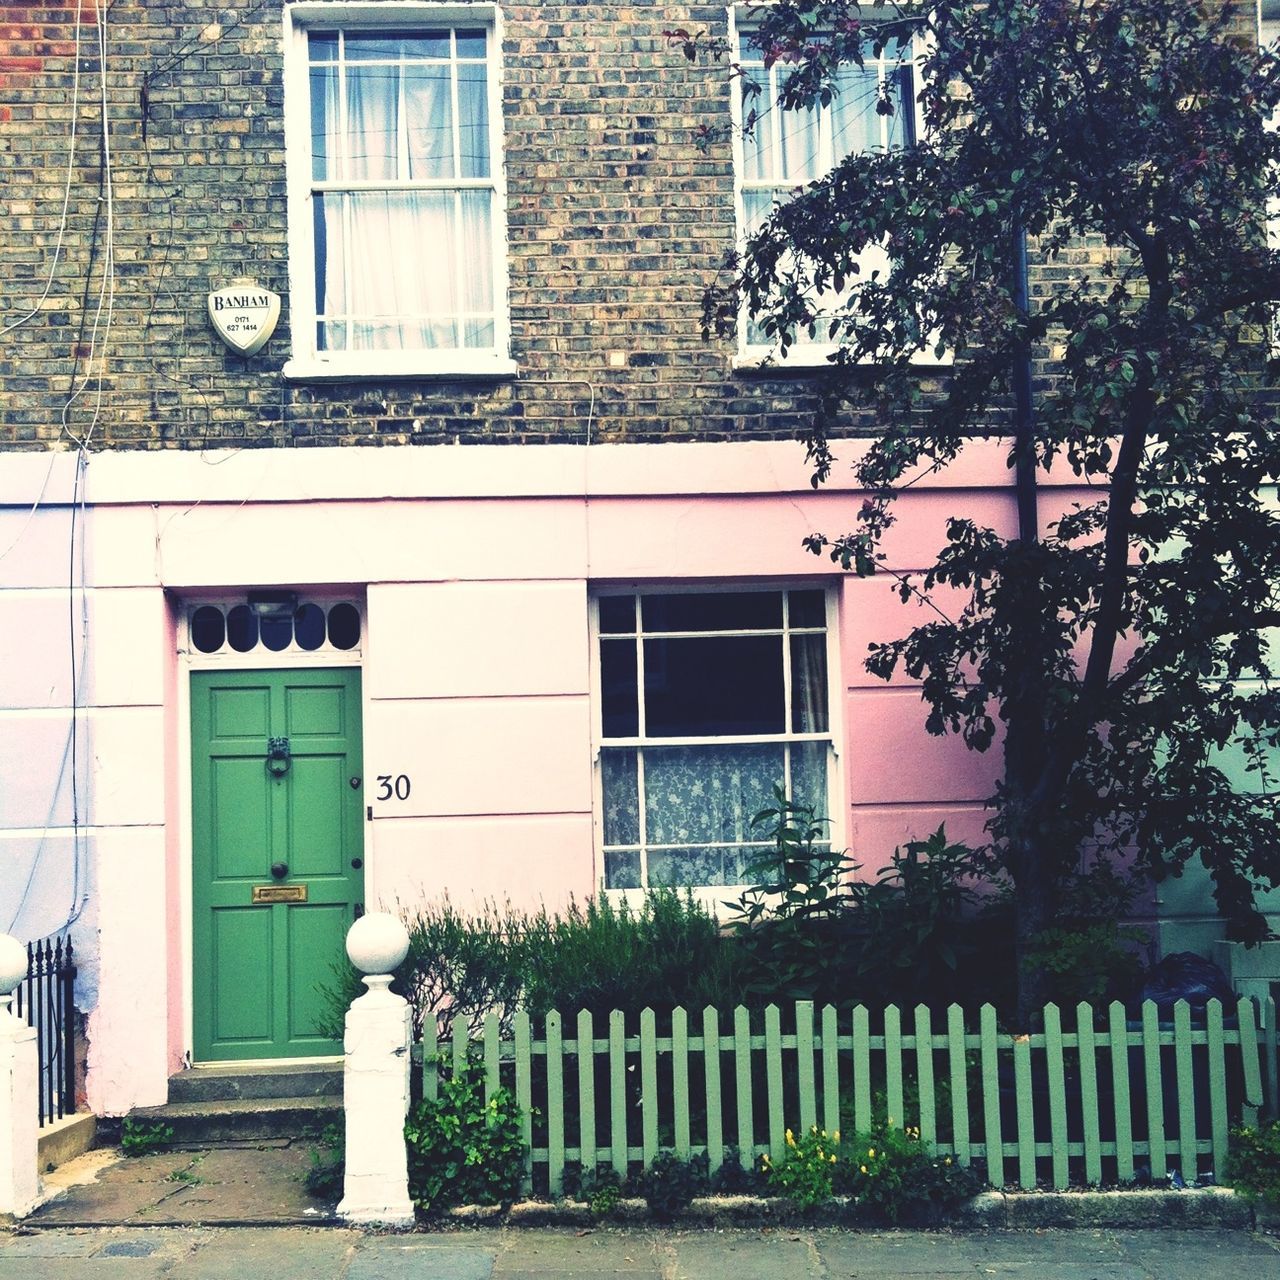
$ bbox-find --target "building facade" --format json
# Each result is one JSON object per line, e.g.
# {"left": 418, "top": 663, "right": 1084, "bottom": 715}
{"left": 0, "top": 1, "right": 1272, "bottom": 1115}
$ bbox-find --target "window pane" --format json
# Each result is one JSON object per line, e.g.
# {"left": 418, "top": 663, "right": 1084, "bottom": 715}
{"left": 405, "top": 64, "right": 454, "bottom": 179}
{"left": 190, "top": 606, "right": 225, "bottom": 654}
{"left": 310, "top": 64, "right": 338, "bottom": 180}
{"left": 789, "top": 589, "right": 826, "bottom": 627}
{"left": 309, "top": 33, "right": 338, "bottom": 63}
{"left": 778, "top": 101, "right": 821, "bottom": 181}
{"left": 600, "top": 749, "right": 640, "bottom": 846}
{"left": 604, "top": 848, "right": 641, "bottom": 891}
{"left": 830, "top": 65, "right": 881, "bottom": 156}
{"left": 328, "top": 603, "right": 361, "bottom": 650}
{"left": 313, "top": 194, "right": 343, "bottom": 335}
{"left": 295, "top": 603, "right": 326, "bottom": 651}
{"left": 648, "top": 845, "right": 752, "bottom": 889}
{"left": 457, "top": 62, "right": 490, "bottom": 178}
{"left": 791, "top": 633, "right": 829, "bottom": 733}
{"left": 226, "top": 605, "right": 258, "bottom": 653}
{"left": 403, "top": 31, "right": 453, "bottom": 59}
{"left": 598, "top": 596, "right": 636, "bottom": 634}
{"left": 455, "top": 29, "right": 487, "bottom": 59}
{"left": 643, "top": 742, "right": 785, "bottom": 846}
{"left": 600, "top": 640, "right": 638, "bottom": 737}
{"left": 458, "top": 190, "right": 494, "bottom": 331}
{"left": 741, "top": 78, "right": 772, "bottom": 181}
{"left": 886, "top": 65, "right": 916, "bottom": 150}
{"left": 644, "top": 635, "right": 784, "bottom": 736}
{"left": 641, "top": 591, "right": 782, "bottom": 633}
{"left": 346, "top": 62, "right": 398, "bottom": 179}
{"left": 790, "top": 741, "right": 830, "bottom": 819}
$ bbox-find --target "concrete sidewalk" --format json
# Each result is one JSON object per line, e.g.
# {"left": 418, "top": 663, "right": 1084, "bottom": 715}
{"left": 2, "top": 1225, "right": 1279, "bottom": 1280}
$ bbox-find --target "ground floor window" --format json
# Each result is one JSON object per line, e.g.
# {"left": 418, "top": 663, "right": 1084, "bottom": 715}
{"left": 594, "top": 587, "right": 835, "bottom": 890}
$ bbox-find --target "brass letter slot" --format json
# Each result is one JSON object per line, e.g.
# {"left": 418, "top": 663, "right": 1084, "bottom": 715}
{"left": 252, "top": 884, "right": 308, "bottom": 904}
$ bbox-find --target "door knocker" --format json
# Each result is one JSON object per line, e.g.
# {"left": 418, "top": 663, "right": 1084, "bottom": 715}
{"left": 266, "top": 736, "right": 291, "bottom": 778}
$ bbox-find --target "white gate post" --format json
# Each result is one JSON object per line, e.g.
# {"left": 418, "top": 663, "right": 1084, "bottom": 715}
{"left": 337, "top": 912, "right": 414, "bottom": 1228}
{"left": 0, "top": 934, "right": 39, "bottom": 1219}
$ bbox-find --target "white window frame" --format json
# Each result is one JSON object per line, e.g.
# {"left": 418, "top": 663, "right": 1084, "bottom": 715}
{"left": 589, "top": 584, "right": 844, "bottom": 909}
{"left": 282, "top": 2, "right": 516, "bottom": 381}
{"left": 728, "top": 6, "right": 935, "bottom": 370}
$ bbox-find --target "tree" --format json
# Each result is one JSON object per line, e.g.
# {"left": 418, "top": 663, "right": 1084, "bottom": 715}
{"left": 701, "top": 0, "right": 1280, "bottom": 1020}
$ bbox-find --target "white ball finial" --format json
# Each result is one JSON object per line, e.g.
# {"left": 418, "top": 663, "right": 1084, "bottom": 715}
{"left": 345, "top": 912, "right": 410, "bottom": 976}
{"left": 0, "top": 934, "right": 27, "bottom": 997}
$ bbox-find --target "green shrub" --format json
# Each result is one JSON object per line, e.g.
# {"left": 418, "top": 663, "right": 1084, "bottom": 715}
{"left": 839, "top": 1124, "right": 981, "bottom": 1224}
{"left": 521, "top": 890, "right": 735, "bottom": 1021}
{"left": 1226, "top": 1120, "right": 1280, "bottom": 1208}
{"left": 404, "top": 1060, "right": 526, "bottom": 1215}
{"left": 630, "top": 1150, "right": 709, "bottom": 1221}
{"left": 761, "top": 1126, "right": 842, "bottom": 1209}
{"left": 120, "top": 1117, "right": 173, "bottom": 1156}
{"left": 564, "top": 1164, "right": 625, "bottom": 1216}
{"left": 304, "top": 1124, "right": 344, "bottom": 1200}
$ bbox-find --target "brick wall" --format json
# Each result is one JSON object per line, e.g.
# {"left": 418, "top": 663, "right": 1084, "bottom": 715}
{"left": 0, "top": 0, "right": 840, "bottom": 450}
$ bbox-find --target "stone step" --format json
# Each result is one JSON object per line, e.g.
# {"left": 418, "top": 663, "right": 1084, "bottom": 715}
{"left": 127, "top": 1095, "right": 343, "bottom": 1148}
{"left": 167, "top": 1062, "right": 343, "bottom": 1105}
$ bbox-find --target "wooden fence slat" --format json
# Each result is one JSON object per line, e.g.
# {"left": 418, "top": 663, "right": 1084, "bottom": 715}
{"left": 703, "top": 1006, "right": 724, "bottom": 1177}
{"left": 673, "top": 1007, "right": 690, "bottom": 1160}
{"left": 1013, "top": 1031, "right": 1036, "bottom": 1190}
{"left": 947, "top": 1004, "right": 970, "bottom": 1166}
{"left": 1262, "top": 996, "right": 1278, "bottom": 1120}
{"left": 979, "top": 1004, "right": 1004, "bottom": 1188}
{"left": 1077, "top": 1002, "right": 1102, "bottom": 1186}
{"left": 423, "top": 1015, "right": 440, "bottom": 1102}
{"left": 735, "top": 1005, "right": 754, "bottom": 1164}
{"left": 547, "top": 1011, "right": 566, "bottom": 1196}
{"left": 483, "top": 1013, "right": 501, "bottom": 1102}
{"left": 1044, "top": 1003, "right": 1068, "bottom": 1190}
{"left": 884, "top": 1004, "right": 904, "bottom": 1130}
{"left": 1108, "top": 1001, "right": 1135, "bottom": 1183}
{"left": 797, "top": 1001, "right": 817, "bottom": 1135}
{"left": 766, "top": 1004, "right": 785, "bottom": 1160}
{"left": 610, "top": 1010, "right": 628, "bottom": 1176}
{"left": 1206, "top": 999, "right": 1228, "bottom": 1180}
{"left": 640, "top": 1007, "right": 659, "bottom": 1167}
{"left": 1173, "top": 1000, "right": 1196, "bottom": 1180}
{"left": 852, "top": 1005, "right": 872, "bottom": 1136}
{"left": 514, "top": 1011, "right": 533, "bottom": 1194}
{"left": 452, "top": 1017, "right": 469, "bottom": 1079}
{"left": 1239, "top": 997, "right": 1263, "bottom": 1131}
{"left": 915, "top": 1005, "right": 936, "bottom": 1149}
{"left": 578, "top": 1009, "right": 596, "bottom": 1174}
{"left": 821, "top": 1004, "right": 840, "bottom": 1138}
{"left": 1142, "top": 1000, "right": 1167, "bottom": 1180}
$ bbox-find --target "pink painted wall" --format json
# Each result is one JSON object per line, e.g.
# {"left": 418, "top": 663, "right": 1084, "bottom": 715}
{"left": 3, "top": 439, "right": 1100, "bottom": 1111}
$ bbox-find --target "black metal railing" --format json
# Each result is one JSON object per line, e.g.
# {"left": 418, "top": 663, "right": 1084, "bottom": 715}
{"left": 14, "top": 937, "right": 77, "bottom": 1127}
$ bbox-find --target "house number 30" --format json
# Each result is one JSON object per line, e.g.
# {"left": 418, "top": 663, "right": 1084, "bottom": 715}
{"left": 376, "top": 774, "right": 412, "bottom": 801}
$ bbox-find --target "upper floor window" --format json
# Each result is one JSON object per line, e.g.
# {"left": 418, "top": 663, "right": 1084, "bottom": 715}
{"left": 733, "top": 19, "right": 918, "bottom": 363}
{"left": 283, "top": 5, "right": 513, "bottom": 379}
{"left": 593, "top": 587, "right": 837, "bottom": 893}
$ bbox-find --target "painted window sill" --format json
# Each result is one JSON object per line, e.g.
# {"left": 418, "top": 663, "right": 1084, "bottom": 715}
{"left": 282, "top": 354, "right": 520, "bottom": 383}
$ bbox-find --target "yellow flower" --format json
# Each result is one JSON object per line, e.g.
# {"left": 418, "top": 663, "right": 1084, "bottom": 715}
{"left": 785, "top": 1129, "right": 795, "bottom": 1147}
{"left": 762, "top": 1153, "right": 771, "bottom": 1166}
{"left": 945, "top": 1156, "right": 952, "bottom": 1165}
{"left": 832, "top": 1130, "right": 840, "bottom": 1143}
{"left": 860, "top": 1164, "right": 868, "bottom": 1174}
{"left": 829, "top": 1154, "right": 837, "bottom": 1164}
{"left": 868, "top": 1148, "right": 875, "bottom": 1159}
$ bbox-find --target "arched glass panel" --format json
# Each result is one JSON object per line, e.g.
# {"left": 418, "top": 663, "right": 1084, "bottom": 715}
{"left": 226, "top": 605, "right": 259, "bottom": 653}
{"left": 190, "top": 606, "right": 225, "bottom": 654}
{"left": 260, "top": 614, "right": 292, "bottom": 652}
{"left": 328, "top": 602, "right": 361, "bottom": 650}
{"left": 294, "top": 602, "right": 326, "bottom": 651}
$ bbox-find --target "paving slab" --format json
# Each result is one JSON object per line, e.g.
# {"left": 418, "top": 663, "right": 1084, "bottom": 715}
{"left": 817, "top": 1231, "right": 982, "bottom": 1275}
{"left": 669, "top": 1230, "right": 822, "bottom": 1280}
{"left": 350, "top": 1237, "right": 498, "bottom": 1280}
{"left": 497, "top": 1230, "right": 665, "bottom": 1274}
{"left": 181, "top": 1227, "right": 358, "bottom": 1280}
{"left": 1113, "top": 1228, "right": 1280, "bottom": 1280}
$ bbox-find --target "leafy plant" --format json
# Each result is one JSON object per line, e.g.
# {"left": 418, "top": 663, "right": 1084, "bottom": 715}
{"left": 304, "top": 1124, "right": 345, "bottom": 1200}
{"left": 404, "top": 1059, "right": 526, "bottom": 1215}
{"left": 120, "top": 1117, "right": 173, "bottom": 1157}
{"left": 1226, "top": 1120, "right": 1280, "bottom": 1209}
{"left": 1024, "top": 920, "right": 1146, "bottom": 1007}
{"left": 565, "top": 1164, "right": 625, "bottom": 1217}
{"left": 839, "top": 1124, "right": 981, "bottom": 1224}
{"left": 630, "top": 1150, "right": 709, "bottom": 1221}
{"left": 729, "top": 788, "right": 861, "bottom": 1003}
{"left": 761, "top": 1126, "right": 841, "bottom": 1209}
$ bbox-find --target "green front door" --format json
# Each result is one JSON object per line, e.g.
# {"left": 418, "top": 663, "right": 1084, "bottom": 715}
{"left": 191, "top": 668, "right": 364, "bottom": 1062}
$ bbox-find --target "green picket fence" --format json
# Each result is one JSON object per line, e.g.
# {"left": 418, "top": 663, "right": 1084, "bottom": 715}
{"left": 419, "top": 997, "right": 1275, "bottom": 1197}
